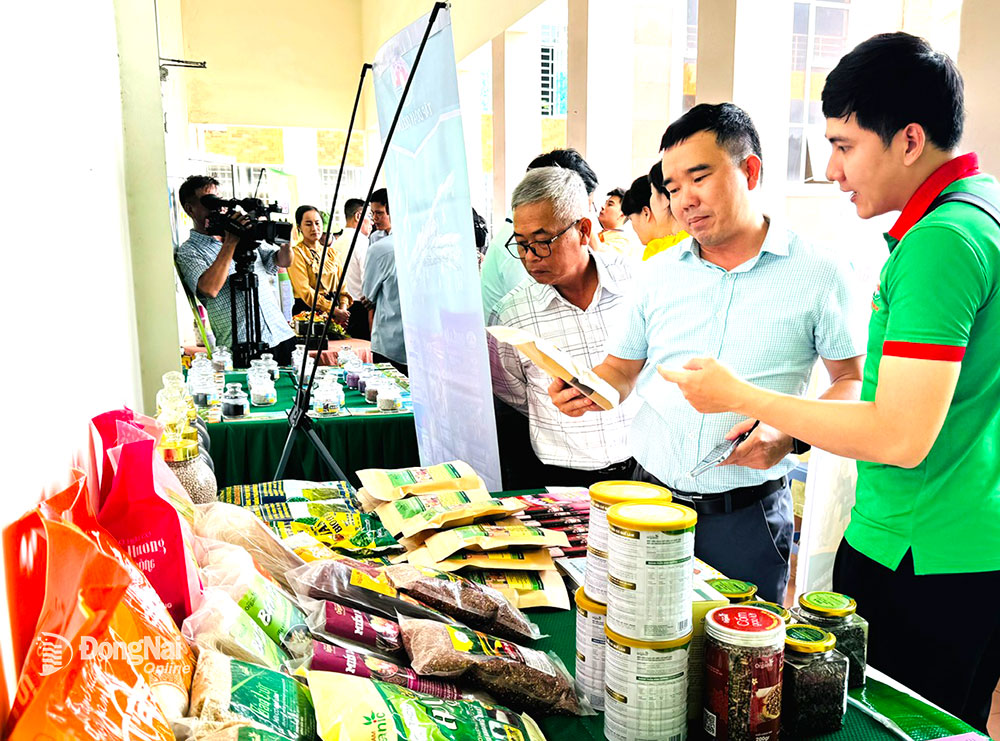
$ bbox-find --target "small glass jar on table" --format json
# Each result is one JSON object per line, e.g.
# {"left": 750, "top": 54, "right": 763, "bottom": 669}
{"left": 377, "top": 385, "right": 402, "bottom": 412}
{"left": 781, "top": 624, "right": 848, "bottom": 736}
{"left": 158, "top": 439, "right": 217, "bottom": 504}
{"left": 791, "top": 591, "right": 868, "bottom": 689}
{"left": 221, "top": 383, "right": 249, "bottom": 417}
{"left": 259, "top": 352, "right": 280, "bottom": 380}
{"left": 312, "top": 380, "right": 346, "bottom": 416}
{"left": 212, "top": 345, "right": 233, "bottom": 372}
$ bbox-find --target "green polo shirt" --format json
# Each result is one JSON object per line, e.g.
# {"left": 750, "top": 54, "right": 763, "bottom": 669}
{"left": 846, "top": 153, "right": 1000, "bottom": 575}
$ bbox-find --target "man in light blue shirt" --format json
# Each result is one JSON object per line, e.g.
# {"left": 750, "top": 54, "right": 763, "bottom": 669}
{"left": 550, "top": 104, "right": 867, "bottom": 602}
{"left": 362, "top": 230, "right": 406, "bottom": 374}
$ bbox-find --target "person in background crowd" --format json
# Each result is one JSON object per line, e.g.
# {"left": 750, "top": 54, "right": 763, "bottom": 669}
{"left": 336, "top": 198, "right": 372, "bottom": 339}
{"left": 620, "top": 173, "right": 690, "bottom": 260}
{"left": 362, "top": 189, "right": 407, "bottom": 375}
{"left": 472, "top": 207, "right": 489, "bottom": 268}
{"left": 481, "top": 148, "right": 602, "bottom": 319}
{"left": 174, "top": 174, "right": 297, "bottom": 364}
{"left": 549, "top": 103, "right": 867, "bottom": 603}
{"left": 288, "top": 205, "right": 350, "bottom": 323}
{"left": 596, "top": 187, "right": 643, "bottom": 260}
{"left": 643, "top": 161, "right": 691, "bottom": 260}
{"left": 660, "top": 34, "right": 1000, "bottom": 731}
{"left": 369, "top": 188, "right": 391, "bottom": 245}
{"left": 488, "top": 167, "right": 638, "bottom": 487}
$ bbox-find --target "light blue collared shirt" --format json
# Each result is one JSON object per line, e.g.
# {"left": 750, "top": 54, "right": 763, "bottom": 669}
{"left": 362, "top": 233, "right": 406, "bottom": 364}
{"left": 609, "top": 220, "right": 867, "bottom": 493}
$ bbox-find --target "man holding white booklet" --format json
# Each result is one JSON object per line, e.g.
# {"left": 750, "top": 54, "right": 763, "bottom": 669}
{"left": 487, "top": 166, "right": 640, "bottom": 488}
{"left": 549, "top": 104, "right": 867, "bottom": 602}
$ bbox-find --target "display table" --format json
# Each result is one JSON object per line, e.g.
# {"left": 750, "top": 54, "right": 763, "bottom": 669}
{"left": 183, "top": 338, "right": 373, "bottom": 364}
{"left": 206, "top": 371, "right": 418, "bottom": 487}
{"left": 489, "top": 492, "right": 984, "bottom": 741}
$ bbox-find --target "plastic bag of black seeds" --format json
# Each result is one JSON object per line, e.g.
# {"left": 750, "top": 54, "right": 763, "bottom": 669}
{"left": 398, "top": 616, "right": 588, "bottom": 716}
{"left": 383, "top": 564, "right": 541, "bottom": 642}
{"left": 285, "top": 559, "right": 456, "bottom": 625}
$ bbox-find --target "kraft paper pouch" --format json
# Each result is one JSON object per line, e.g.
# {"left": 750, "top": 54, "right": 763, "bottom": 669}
{"left": 466, "top": 568, "right": 571, "bottom": 610}
{"left": 377, "top": 489, "right": 524, "bottom": 541}
{"left": 407, "top": 521, "right": 571, "bottom": 566}
{"left": 412, "top": 548, "right": 557, "bottom": 573}
{"left": 357, "top": 461, "right": 484, "bottom": 504}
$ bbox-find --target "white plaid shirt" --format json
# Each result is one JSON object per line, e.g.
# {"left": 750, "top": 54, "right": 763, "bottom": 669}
{"left": 175, "top": 230, "right": 294, "bottom": 350}
{"left": 487, "top": 252, "right": 639, "bottom": 470}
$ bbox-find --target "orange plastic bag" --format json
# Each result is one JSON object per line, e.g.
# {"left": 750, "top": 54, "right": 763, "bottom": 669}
{"left": 4, "top": 512, "right": 173, "bottom": 740}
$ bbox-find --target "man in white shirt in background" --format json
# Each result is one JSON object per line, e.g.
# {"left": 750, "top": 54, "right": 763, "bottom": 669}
{"left": 487, "top": 166, "right": 638, "bottom": 488}
{"left": 335, "top": 198, "right": 372, "bottom": 339}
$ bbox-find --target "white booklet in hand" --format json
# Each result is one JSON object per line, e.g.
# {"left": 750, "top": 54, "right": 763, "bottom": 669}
{"left": 487, "top": 325, "right": 620, "bottom": 410}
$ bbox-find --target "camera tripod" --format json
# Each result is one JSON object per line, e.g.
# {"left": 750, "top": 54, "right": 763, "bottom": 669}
{"left": 229, "top": 236, "right": 268, "bottom": 369}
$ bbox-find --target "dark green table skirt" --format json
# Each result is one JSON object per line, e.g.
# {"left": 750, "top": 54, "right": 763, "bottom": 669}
{"left": 206, "top": 370, "right": 419, "bottom": 488}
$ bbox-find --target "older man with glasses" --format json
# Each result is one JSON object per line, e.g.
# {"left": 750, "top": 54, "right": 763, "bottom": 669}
{"left": 486, "top": 167, "right": 639, "bottom": 488}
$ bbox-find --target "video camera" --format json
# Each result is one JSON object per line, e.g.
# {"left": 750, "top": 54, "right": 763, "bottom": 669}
{"left": 200, "top": 194, "right": 293, "bottom": 248}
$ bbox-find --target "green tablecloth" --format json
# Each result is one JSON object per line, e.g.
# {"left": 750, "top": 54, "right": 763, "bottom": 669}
{"left": 489, "top": 492, "right": 983, "bottom": 741}
{"left": 206, "top": 370, "right": 418, "bottom": 488}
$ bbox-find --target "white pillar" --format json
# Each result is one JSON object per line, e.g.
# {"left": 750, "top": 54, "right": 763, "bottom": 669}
{"left": 959, "top": 0, "right": 1000, "bottom": 173}
{"left": 492, "top": 29, "right": 541, "bottom": 223}
{"left": 694, "top": 0, "right": 792, "bottom": 206}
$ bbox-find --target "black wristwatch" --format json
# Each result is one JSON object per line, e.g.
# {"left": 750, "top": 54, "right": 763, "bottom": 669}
{"left": 791, "top": 438, "right": 812, "bottom": 455}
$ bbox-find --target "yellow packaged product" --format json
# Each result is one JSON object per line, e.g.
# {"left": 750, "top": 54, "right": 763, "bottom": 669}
{"left": 278, "top": 531, "right": 340, "bottom": 562}
{"left": 408, "top": 520, "right": 571, "bottom": 566}
{"left": 466, "top": 568, "right": 570, "bottom": 610}
{"left": 423, "top": 548, "right": 557, "bottom": 573}
{"left": 376, "top": 488, "right": 525, "bottom": 539}
{"left": 357, "top": 461, "right": 484, "bottom": 504}
{"left": 308, "top": 672, "right": 546, "bottom": 741}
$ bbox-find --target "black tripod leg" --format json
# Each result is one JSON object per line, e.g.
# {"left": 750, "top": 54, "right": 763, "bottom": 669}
{"left": 304, "top": 427, "right": 349, "bottom": 481}
{"left": 274, "top": 425, "right": 300, "bottom": 480}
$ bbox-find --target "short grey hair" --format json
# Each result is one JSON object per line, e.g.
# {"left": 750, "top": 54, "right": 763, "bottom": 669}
{"left": 511, "top": 167, "right": 588, "bottom": 224}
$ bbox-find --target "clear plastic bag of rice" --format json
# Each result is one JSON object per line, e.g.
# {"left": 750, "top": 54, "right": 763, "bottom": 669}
{"left": 194, "top": 502, "right": 304, "bottom": 592}
{"left": 182, "top": 588, "right": 289, "bottom": 670}
{"left": 189, "top": 650, "right": 316, "bottom": 741}
{"left": 171, "top": 717, "right": 288, "bottom": 740}
{"left": 196, "top": 539, "right": 311, "bottom": 658}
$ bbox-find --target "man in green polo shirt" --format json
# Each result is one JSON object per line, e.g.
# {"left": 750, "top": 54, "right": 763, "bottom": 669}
{"left": 658, "top": 33, "right": 999, "bottom": 731}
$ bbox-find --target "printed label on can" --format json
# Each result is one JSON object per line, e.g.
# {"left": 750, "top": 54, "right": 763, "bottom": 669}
{"left": 584, "top": 547, "right": 609, "bottom": 603}
{"left": 605, "top": 639, "right": 689, "bottom": 720}
{"left": 588, "top": 498, "right": 611, "bottom": 553}
{"left": 607, "top": 526, "right": 694, "bottom": 640}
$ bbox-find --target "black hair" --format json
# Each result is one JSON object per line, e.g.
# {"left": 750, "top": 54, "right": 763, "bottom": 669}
{"left": 295, "top": 204, "right": 321, "bottom": 226}
{"left": 471, "top": 208, "right": 488, "bottom": 252}
{"left": 648, "top": 161, "right": 669, "bottom": 197}
{"left": 179, "top": 175, "right": 219, "bottom": 207}
{"left": 621, "top": 175, "right": 652, "bottom": 217}
{"left": 527, "top": 148, "right": 599, "bottom": 195}
{"left": 344, "top": 198, "right": 365, "bottom": 222}
{"left": 660, "top": 102, "right": 763, "bottom": 169}
{"left": 371, "top": 188, "right": 389, "bottom": 213}
{"left": 822, "top": 32, "right": 964, "bottom": 150}
{"left": 606, "top": 187, "right": 626, "bottom": 202}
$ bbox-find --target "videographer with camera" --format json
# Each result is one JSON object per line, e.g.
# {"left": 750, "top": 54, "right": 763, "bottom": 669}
{"left": 175, "top": 174, "right": 297, "bottom": 365}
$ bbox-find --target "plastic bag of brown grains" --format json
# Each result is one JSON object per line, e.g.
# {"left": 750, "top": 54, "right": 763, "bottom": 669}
{"left": 383, "top": 564, "right": 541, "bottom": 642}
{"left": 398, "top": 616, "right": 586, "bottom": 716}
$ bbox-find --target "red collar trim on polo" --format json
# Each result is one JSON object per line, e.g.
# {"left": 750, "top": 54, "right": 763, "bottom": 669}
{"left": 888, "top": 152, "right": 980, "bottom": 241}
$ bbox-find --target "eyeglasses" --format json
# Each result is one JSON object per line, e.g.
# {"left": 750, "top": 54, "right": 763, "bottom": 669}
{"left": 504, "top": 220, "right": 579, "bottom": 260}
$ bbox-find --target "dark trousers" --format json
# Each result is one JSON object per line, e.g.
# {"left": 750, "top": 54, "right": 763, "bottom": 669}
{"left": 347, "top": 301, "right": 370, "bottom": 340}
{"left": 834, "top": 540, "right": 1000, "bottom": 732}
{"left": 372, "top": 351, "right": 407, "bottom": 377}
{"left": 532, "top": 457, "right": 637, "bottom": 489}
{"left": 261, "top": 336, "right": 297, "bottom": 366}
{"left": 633, "top": 463, "right": 793, "bottom": 604}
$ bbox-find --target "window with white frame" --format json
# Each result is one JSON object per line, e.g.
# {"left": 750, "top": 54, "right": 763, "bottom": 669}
{"left": 787, "top": 0, "right": 850, "bottom": 183}
{"left": 318, "top": 166, "right": 366, "bottom": 227}
{"left": 540, "top": 24, "right": 567, "bottom": 118}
